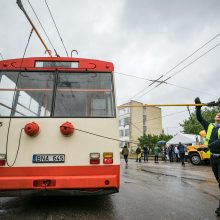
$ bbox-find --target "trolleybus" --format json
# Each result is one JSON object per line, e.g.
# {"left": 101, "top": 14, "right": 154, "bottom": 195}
{"left": 0, "top": 57, "right": 120, "bottom": 196}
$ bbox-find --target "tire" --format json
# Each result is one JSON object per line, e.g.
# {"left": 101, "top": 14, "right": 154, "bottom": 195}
{"left": 190, "top": 153, "right": 201, "bottom": 165}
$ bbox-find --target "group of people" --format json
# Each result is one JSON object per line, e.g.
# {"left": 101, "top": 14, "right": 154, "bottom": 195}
{"left": 162, "top": 143, "right": 187, "bottom": 165}
{"left": 121, "top": 144, "right": 149, "bottom": 165}
{"left": 135, "top": 145, "right": 149, "bottom": 163}
{"left": 122, "top": 142, "right": 187, "bottom": 165}
{"left": 137, "top": 142, "right": 187, "bottom": 165}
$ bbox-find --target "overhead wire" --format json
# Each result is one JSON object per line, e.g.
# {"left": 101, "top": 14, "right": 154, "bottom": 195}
{"left": 149, "top": 109, "right": 189, "bottom": 122}
{"left": 130, "top": 122, "right": 143, "bottom": 134}
{"left": 121, "top": 108, "right": 202, "bottom": 136}
{"left": 75, "top": 128, "right": 139, "bottom": 144}
{"left": 75, "top": 109, "right": 192, "bottom": 143}
{"left": 17, "top": 0, "right": 52, "bottom": 57}
{"left": 130, "top": 32, "right": 220, "bottom": 100}
{"left": 115, "top": 72, "right": 158, "bottom": 82}
{"left": 116, "top": 71, "right": 216, "bottom": 97}
{"left": 132, "top": 109, "right": 189, "bottom": 125}
{"left": 27, "top": 0, "right": 59, "bottom": 57}
{"left": 119, "top": 109, "right": 192, "bottom": 137}
{"left": 5, "top": 28, "right": 33, "bottom": 167}
{"left": 165, "top": 82, "right": 216, "bottom": 97}
{"left": 135, "top": 41, "right": 220, "bottom": 100}
{"left": 45, "top": 0, "right": 69, "bottom": 57}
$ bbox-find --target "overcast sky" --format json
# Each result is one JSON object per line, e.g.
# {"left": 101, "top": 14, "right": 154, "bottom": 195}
{"left": 1, "top": 0, "right": 220, "bottom": 135}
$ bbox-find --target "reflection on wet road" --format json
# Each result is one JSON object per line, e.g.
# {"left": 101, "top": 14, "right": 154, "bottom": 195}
{"left": 0, "top": 196, "right": 116, "bottom": 220}
{"left": 0, "top": 160, "right": 219, "bottom": 220}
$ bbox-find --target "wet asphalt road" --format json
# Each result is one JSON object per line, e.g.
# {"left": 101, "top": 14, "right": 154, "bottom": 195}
{"left": 0, "top": 160, "right": 220, "bottom": 220}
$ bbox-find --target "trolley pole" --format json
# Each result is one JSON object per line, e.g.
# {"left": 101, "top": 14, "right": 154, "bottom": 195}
{"left": 17, "top": 0, "right": 52, "bottom": 57}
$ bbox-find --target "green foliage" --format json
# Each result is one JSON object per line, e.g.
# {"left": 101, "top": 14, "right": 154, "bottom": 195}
{"left": 180, "top": 107, "right": 220, "bottom": 134}
{"left": 138, "top": 134, "right": 173, "bottom": 152}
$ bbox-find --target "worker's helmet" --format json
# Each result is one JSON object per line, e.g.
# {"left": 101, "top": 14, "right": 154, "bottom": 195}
{"left": 199, "top": 130, "right": 206, "bottom": 138}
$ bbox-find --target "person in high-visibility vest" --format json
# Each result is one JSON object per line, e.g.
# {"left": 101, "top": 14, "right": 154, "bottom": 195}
{"left": 195, "top": 97, "right": 220, "bottom": 215}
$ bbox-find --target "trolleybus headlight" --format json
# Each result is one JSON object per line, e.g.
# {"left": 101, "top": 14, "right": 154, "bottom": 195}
{"left": 90, "top": 153, "right": 100, "bottom": 164}
{"left": 103, "top": 152, "right": 113, "bottom": 164}
{"left": 60, "top": 122, "right": 74, "bottom": 136}
{"left": 24, "top": 122, "right": 39, "bottom": 136}
{"left": 0, "top": 154, "right": 6, "bottom": 166}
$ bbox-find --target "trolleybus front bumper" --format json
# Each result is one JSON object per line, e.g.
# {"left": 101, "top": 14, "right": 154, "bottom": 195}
{"left": 0, "top": 188, "right": 118, "bottom": 196}
{"left": 0, "top": 165, "right": 120, "bottom": 196}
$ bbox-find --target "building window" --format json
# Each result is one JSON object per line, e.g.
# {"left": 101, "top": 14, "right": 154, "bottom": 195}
{"left": 124, "top": 117, "right": 130, "bottom": 126}
{"left": 119, "top": 130, "right": 124, "bottom": 137}
{"left": 118, "top": 109, "right": 124, "bottom": 116}
{"left": 125, "top": 129, "right": 129, "bottom": 137}
{"left": 118, "top": 107, "right": 130, "bottom": 116}
{"left": 119, "top": 119, "right": 124, "bottom": 126}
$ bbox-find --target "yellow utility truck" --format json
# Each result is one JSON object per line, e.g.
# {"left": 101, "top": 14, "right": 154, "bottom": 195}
{"left": 187, "top": 145, "right": 210, "bottom": 165}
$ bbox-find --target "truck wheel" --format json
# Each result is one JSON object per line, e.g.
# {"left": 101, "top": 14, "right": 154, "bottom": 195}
{"left": 190, "top": 153, "right": 201, "bottom": 165}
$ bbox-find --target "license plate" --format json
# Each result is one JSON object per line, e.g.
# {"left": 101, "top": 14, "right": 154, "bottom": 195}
{"left": 32, "top": 154, "right": 65, "bottom": 163}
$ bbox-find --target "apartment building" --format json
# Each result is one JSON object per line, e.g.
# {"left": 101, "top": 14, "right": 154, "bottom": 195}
{"left": 118, "top": 100, "right": 162, "bottom": 152}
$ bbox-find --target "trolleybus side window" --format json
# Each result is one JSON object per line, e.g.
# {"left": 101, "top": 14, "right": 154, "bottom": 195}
{"left": 0, "top": 71, "right": 54, "bottom": 117}
{"left": 54, "top": 72, "right": 115, "bottom": 117}
{"left": 0, "top": 72, "right": 17, "bottom": 116}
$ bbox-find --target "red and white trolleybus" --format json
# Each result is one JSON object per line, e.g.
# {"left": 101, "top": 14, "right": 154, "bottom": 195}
{"left": 0, "top": 57, "right": 120, "bottom": 196}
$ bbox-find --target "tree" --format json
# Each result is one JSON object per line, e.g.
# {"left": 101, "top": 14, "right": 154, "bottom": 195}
{"left": 180, "top": 107, "right": 220, "bottom": 134}
{"left": 138, "top": 134, "right": 173, "bottom": 152}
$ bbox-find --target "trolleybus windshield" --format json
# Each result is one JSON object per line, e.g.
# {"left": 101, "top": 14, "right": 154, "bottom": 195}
{"left": 0, "top": 71, "right": 115, "bottom": 118}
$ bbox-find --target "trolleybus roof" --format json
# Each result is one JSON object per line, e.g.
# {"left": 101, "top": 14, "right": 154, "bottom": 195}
{"left": 0, "top": 57, "right": 114, "bottom": 72}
